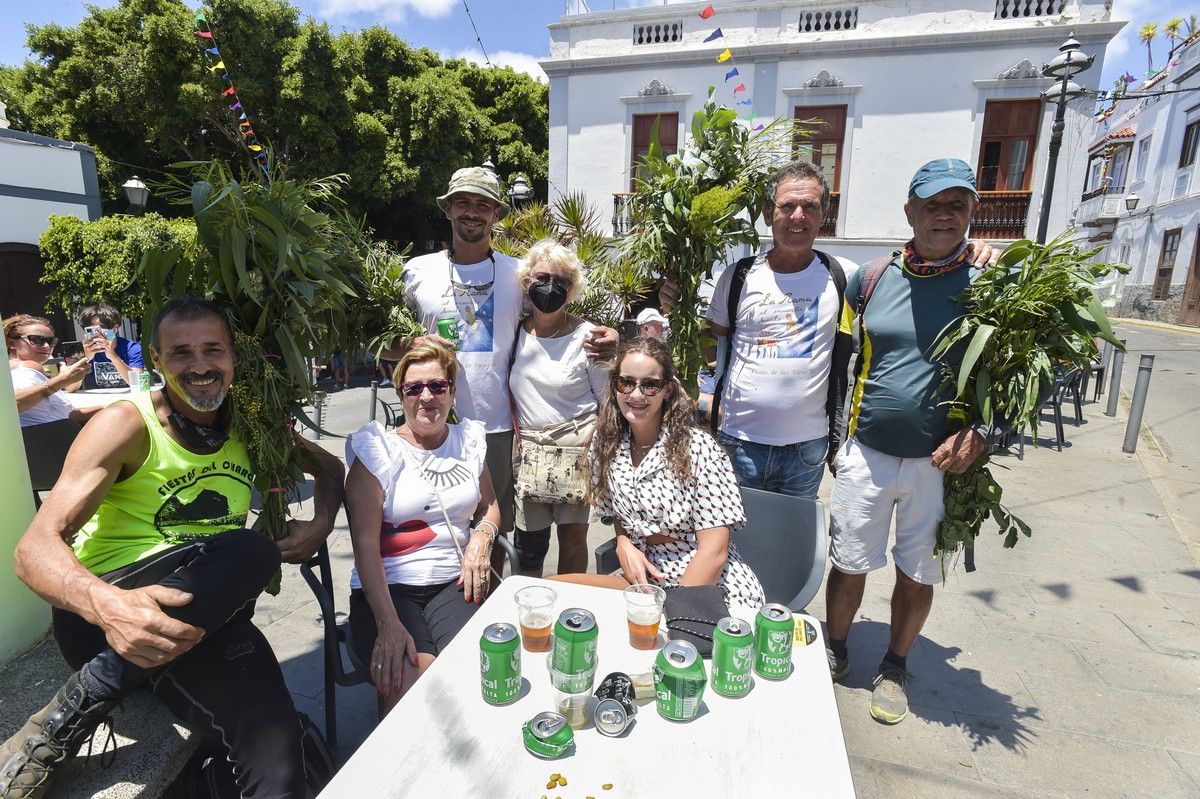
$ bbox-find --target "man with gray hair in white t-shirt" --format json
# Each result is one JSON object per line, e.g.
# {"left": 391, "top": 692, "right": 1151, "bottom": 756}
{"left": 704, "top": 161, "right": 856, "bottom": 500}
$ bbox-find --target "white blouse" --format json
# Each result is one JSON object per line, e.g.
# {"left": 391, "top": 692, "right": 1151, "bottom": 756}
{"left": 591, "top": 427, "right": 747, "bottom": 545}
{"left": 508, "top": 321, "right": 609, "bottom": 430}
{"left": 346, "top": 419, "right": 487, "bottom": 588}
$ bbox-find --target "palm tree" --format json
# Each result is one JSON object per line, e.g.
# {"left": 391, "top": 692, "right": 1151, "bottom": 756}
{"left": 1139, "top": 22, "right": 1158, "bottom": 73}
{"left": 1165, "top": 17, "right": 1184, "bottom": 55}
{"left": 1186, "top": 14, "right": 1198, "bottom": 39}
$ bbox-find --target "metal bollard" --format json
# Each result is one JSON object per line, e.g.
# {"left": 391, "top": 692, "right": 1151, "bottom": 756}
{"left": 369, "top": 380, "right": 378, "bottom": 422}
{"left": 314, "top": 390, "right": 327, "bottom": 441}
{"left": 1097, "top": 340, "right": 1113, "bottom": 397}
{"left": 1103, "top": 340, "right": 1126, "bottom": 417}
{"left": 1122, "top": 354, "right": 1155, "bottom": 453}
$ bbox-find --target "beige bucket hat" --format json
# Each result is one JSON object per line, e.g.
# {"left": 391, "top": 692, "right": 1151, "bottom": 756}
{"left": 436, "top": 167, "right": 510, "bottom": 219}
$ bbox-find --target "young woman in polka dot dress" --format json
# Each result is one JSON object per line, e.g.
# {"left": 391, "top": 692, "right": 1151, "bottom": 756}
{"left": 554, "top": 337, "right": 764, "bottom": 610}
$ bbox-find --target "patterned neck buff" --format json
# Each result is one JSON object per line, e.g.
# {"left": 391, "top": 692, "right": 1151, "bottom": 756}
{"left": 902, "top": 238, "right": 973, "bottom": 277}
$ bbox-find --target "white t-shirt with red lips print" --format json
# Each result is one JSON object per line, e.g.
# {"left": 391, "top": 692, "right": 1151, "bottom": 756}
{"left": 346, "top": 419, "right": 487, "bottom": 588}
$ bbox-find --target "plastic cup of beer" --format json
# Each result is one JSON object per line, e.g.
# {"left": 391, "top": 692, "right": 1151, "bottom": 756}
{"left": 514, "top": 586, "right": 556, "bottom": 653}
{"left": 548, "top": 664, "right": 596, "bottom": 730}
{"left": 624, "top": 584, "right": 666, "bottom": 650}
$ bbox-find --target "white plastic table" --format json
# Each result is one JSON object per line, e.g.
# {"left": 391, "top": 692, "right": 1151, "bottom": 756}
{"left": 320, "top": 576, "right": 856, "bottom": 799}
{"left": 62, "top": 386, "right": 159, "bottom": 409}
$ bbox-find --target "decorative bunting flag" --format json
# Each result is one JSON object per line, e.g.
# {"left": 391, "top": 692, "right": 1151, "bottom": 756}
{"left": 736, "top": 98, "right": 752, "bottom": 106}
{"left": 754, "top": 124, "right": 765, "bottom": 131}
{"left": 724, "top": 67, "right": 739, "bottom": 82}
{"left": 699, "top": 4, "right": 715, "bottom": 19}
{"left": 1123, "top": 72, "right": 1136, "bottom": 83}
{"left": 717, "top": 48, "right": 732, "bottom": 63}
{"left": 733, "top": 83, "right": 746, "bottom": 93}
{"left": 192, "top": 11, "right": 267, "bottom": 171}
{"left": 1146, "top": 68, "right": 1159, "bottom": 78}
{"left": 704, "top": 28, "right": 723, "bottom": 43}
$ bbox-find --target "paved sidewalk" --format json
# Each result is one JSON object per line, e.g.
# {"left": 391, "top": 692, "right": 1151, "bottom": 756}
{"left": 254, "top": 379, "right": 1200, "bottom": 797}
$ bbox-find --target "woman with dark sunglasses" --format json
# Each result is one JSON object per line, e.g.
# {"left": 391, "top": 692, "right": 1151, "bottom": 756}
{"left": 553, "top": 337, "right": 764, "bottom": 611}
{"left": 343, "top": 341, "right": 501, "bottom": 713}
{"left": 5, "top": 314, "right": 98, "bottom": 427}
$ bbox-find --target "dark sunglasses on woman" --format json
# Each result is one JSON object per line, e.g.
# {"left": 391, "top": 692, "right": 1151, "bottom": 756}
{"left": 614, "top": 376, "right": 666, "bottom": 397}
{"left": 400, "top": 379, "right": 453, "bottom": 397}
{"left": 21, "top": 334, "right": 58, "bottom": 348}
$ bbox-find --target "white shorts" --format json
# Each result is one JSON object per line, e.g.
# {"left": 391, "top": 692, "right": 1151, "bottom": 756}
{"left": 828, "top": 438, "right": 945, "bottom": 586}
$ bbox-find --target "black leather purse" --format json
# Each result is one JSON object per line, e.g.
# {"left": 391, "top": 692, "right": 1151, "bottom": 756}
{"left": 662, "top": 585, "right": 728, "bottom": 657}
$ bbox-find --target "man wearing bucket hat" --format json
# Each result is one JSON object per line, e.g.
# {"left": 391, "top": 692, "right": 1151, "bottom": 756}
{"left": 387, "top": 167, "right": 617, "bottom": 572}
{"left": 823, "top": 158, "right": 990, "bottom": 725}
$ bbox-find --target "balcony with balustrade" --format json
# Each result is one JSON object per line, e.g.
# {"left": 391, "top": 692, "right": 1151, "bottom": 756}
{"left": 972, "top": 191, "right": 1031, "bottom": 240}
{"left": 1075, "top": 185, "right": 1126, "bottom": 227}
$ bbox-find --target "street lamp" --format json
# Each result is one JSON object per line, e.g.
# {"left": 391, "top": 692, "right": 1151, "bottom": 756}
{"left": 122, "top": 176, "right": 150, "bottom": 215}
{"left": 481, "top": 158, "right": 498, "bottom": 182}
{"left": 1035, "top": 32, "right": 1094, "bottom": 244}
{"left": 507, "top": 173, "right": 534, "bottom": 206}
{"left": 1124, "top": 193, "right": 1140, "bottom": 212}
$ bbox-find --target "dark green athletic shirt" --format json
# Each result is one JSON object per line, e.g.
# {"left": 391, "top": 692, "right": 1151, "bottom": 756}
{"left": 840, "top": 254, "right": 976, "bottom": 458}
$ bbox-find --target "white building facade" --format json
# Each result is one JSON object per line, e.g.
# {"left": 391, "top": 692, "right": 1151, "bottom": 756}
{"left": 543, "top": 0, "right": 1123, "bottom": 265}
{"left": 1075, "top": 36, "right": 1200, "bottom": 327}
{"left": 0, "top": 112, "right": 101, "bottom": 338}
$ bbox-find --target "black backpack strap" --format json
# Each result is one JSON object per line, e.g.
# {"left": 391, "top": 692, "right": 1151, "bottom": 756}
{"left": 851, "top": 254, "right": 897, "bottom": 355}
{"left": 709, "top": 255, "right": 756, "bottom": 435}
{"left": 814, "top": 250, "right": 850, "bottom": 453}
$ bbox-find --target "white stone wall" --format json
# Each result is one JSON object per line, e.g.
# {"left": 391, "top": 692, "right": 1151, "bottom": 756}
{"left": 0, "top": 135, "right": 97, "bottom": 245}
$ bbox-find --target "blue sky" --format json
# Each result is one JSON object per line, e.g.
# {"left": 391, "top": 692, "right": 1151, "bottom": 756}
{"left": 0, "top": 0, "right": 1193, "bottom": 93}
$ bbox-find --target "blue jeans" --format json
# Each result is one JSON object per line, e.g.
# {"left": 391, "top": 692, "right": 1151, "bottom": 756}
{"left": 717, "top": 431, "right": 829, "bottom": 500}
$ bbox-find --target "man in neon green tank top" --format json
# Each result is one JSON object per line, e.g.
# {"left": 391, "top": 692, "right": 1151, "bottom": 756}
{"left": 2, "top": 298, "right": 344, "bottom": 798}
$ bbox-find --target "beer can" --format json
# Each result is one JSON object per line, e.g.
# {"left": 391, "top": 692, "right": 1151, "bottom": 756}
{"left": 436, "top": 315, "right": 460, "bottom": 349}
{"left": 593, "top": 672, "right": 638, "bottom": 737}
{"left": 480, "top": 622, "right": 521, "bottom": 705}
{"left": 550, "top": 608, "right": 598, "bottom": 694}
{"left": 711, "top": 617, "right": 754, "bottom": 698}
{"left": 753, "top": 603, "right": 794, "bottom": 680}
{"left": 521, "top": 712, "right": 574, "bottom": 759}
{"left": 653, "top": 640, "right": 707, "bottom": 722}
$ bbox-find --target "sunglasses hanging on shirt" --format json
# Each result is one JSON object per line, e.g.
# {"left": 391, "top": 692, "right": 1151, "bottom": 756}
{"left": 163, "top": 385, "right": 231, "bottom": 450}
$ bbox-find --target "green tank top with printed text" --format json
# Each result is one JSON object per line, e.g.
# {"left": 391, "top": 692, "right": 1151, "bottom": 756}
{"left": 72, "top": 390, "right": 253, "bottom": 575}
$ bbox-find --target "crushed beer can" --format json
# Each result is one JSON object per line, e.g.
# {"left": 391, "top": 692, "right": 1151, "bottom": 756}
{"left": 593, "top": 672, "right": 638, "bottom": 737}
{"left": 522, "top": 711, "right": 574, "bottom": 759}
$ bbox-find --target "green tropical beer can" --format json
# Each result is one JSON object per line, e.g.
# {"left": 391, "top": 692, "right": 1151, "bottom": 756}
{"left": 480, "top": 622, "right": 521, "bottom": 705}
{"left": 550, "top": 608, "right": 598, "bottom": 693}
{"left": 653, "top": 640, "right": 707, "bottom": 722}
{"left": 436, "top": 315, "right": 460, "bottom": 350}
{"left": 522, "top": 712, "right": 574, "bottom": 759}
{"left": 754, "top": 603, "right": 794, "bottom": 680}
{"left": 711, "top": 617, "right": 754, "bottom": 698}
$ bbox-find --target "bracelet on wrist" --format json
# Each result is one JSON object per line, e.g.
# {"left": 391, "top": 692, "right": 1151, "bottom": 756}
{"left": 473, "top": 520, "right": 498, "bottom": 544}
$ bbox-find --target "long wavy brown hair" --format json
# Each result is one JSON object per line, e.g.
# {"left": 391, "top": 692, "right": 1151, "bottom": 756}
{"left": 590, "top": 336, "right": 696, "bottom": 506}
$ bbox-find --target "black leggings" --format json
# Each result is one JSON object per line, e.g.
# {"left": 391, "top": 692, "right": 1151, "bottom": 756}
{"left": 53, "top": 529, "right": 305, "bottom": 799}
{"left": 348, "top": 580, "right": 480, "bottom": 666}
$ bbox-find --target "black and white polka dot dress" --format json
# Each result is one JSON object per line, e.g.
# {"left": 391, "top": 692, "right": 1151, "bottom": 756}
{"left": 592, "top": 428, "right": 766, "bottom": 609}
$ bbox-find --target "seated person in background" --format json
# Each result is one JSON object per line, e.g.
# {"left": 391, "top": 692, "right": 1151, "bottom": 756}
{"left": 553, "top": 336, "right": 765, "bottom": 611}
{"left": 6, "top": 314, "right": 98, "bottom": 427}
{"left": 1, "top": 297, "right": 343, "bottom": 798}
{"left": 345, "top": 341, "right": 500, "bottom": 713}
{"left": 635, "top": 307, "right": 669, "bottom": 340}
{"left": 77, "top": 302, "right": 144, "bottom": 389}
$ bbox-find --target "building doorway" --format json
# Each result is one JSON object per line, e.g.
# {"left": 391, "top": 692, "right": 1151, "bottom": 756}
{"left": 1180, "top": 225, "right": 1200, "bottom": 327}
{"left": 0, "top": 244, "right": 73, "bottom": 344}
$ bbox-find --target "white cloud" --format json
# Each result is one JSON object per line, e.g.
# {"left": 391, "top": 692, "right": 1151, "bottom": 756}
{"left": 453, "top": 48, "right": 548, "bottom": 83}
{"left": 315, "top": 0, "right": 456, "bottom": 22}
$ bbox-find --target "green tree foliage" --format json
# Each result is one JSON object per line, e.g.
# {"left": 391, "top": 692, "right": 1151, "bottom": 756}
{"left": 38, "top": 213, "right": 201, "bottom": 321}
{"left": 1, "top": 0, "right": 548, "bottom": 243}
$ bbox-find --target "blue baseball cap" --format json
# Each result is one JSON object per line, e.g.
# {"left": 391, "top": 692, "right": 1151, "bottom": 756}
{"left": 908, "top": 159, "right": 978, "bottom": 199}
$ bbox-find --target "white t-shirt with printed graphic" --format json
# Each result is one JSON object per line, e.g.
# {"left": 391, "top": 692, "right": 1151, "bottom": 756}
{"left": 345, "top": 419, "right": 487, "bottom": 588}
{"left": 402, "top": 250, "right": 521, "bottom": 433}
{"left": 707, "top": 252, "right": 851, "bottom": 446}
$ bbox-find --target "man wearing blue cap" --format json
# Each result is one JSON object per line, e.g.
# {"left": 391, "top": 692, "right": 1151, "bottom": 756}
{"left": 823, "top": 158, "right": 989, "bottom": 725}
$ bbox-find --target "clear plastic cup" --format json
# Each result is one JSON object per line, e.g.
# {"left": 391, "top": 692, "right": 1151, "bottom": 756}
{"left": 548, "top": 662, "right": 597, "bottom": 730}
{"left": 514, "top": 586, "right": 557, "bottom": 653}
{"left": 624, "top": 584, "right": 666, "bottom": 650}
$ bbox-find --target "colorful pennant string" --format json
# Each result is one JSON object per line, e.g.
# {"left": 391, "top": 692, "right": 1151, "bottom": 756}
{"left": 702, "top": 7, "right": 759, "bottom": 124}
{"left": 192, "top": 11, "right": 268, "bottom": 169}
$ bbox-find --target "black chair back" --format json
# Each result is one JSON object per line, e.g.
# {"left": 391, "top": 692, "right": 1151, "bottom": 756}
{"left": 22, "top": 419, "right": 82, "bottom": 505}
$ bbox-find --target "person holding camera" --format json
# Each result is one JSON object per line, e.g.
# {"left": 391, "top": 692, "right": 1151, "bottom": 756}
{"left": 78, "top": 303, "right": 144, "bottom": 389}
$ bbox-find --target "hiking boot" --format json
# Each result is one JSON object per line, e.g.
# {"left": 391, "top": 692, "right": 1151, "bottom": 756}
{"left": 826, "top": 648, "right": 850, "bottom": 682}
{"left": 870, "top": 666, "right": 911, "bottom": 724}
{"left": 0, "top": 672, "right": 117, "bottom": 798}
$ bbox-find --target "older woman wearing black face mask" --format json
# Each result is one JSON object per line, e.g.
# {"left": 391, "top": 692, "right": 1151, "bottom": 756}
{"left": 508, "top": 239, "right": 609, "bottom": 577}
